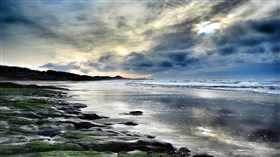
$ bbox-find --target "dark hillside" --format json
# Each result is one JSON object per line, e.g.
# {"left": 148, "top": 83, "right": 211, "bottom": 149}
{"left": 0, "top": 65, "right": 126, "bottom": 81}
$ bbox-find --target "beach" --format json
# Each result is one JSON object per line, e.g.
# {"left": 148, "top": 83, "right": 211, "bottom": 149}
{"left": 11, "top": 80, "right": 280, "bottom": 157}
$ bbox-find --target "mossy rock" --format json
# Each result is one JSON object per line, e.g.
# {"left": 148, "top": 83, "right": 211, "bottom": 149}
{"left": 61, "top": 131, "right": 87, "bottom": 139}
{"left": 3, "top": 151, "right": 168, "bottom": 157}
{"left": 0, "top": 141, "right": 83, "bottom": 155}
{"left": 0, "top": 88, "right": 53, "bottom": 97}
{"left": 3, "top": 101, "right": 54, "bottom": 113}
{"left": 9, "top": 118, "right": 36, "bottom": 125}
{"left": 4, "top": 151, "right": 115, "bottom": 157}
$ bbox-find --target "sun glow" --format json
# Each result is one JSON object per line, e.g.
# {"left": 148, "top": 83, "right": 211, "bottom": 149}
{"left": 196, "top": 22, "right": 221, "bottom": 35}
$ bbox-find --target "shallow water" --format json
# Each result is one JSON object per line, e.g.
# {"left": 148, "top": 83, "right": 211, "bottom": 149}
{"left": 12, "top": 80, "right": 280, "bottom": 157}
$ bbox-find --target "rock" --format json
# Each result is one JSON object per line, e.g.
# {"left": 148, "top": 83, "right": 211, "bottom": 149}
{"left": 125, "top": 111, "right": 143, "bottom": 116}
{"left": 15, "top": 111, "right": 42, "bottom": 119}
{"left": 37, "top": 124, "right": 74, "bottom": 137}
{"left": 57, "top": 102, "right": 69, "bottom": 106}
{"left": 83, "top": 139, "right": 175, "bottom": 153}
{"left": 37, "top": 112, "right": 62, "bottom": 118}
{"left": 20, "top": 125, "right": 39, "bottom": 132}
{"left": 177, "top": 147, "right": 191, "bottom": 157}
{"left": 0, "top": 137, "right": 9, "bottom": 144}
{"left": 193, "top": 154, "right": 214, "bottom": 157}
{"left": 55, "top": 106, "right": 72, "bottom": 111}
{"left": 71, "top": 103, "right": 87, "bottom": 109}
{"left": 61, "top": 120, "right": 105, "bottom": 129}
{"left": 56, "top": 103, "right": 87, "bottom": 111}
{"left": 73, "top": 121, "right": 105, "bottom": 129}
{"left": 19, "top": 124, "right": 74, "bottom": 137}
{"left": 119, "top": 122, "right": 138, "bottom": 126}
{"left": 61, "top": 113, "right": 78, "bottom": 118}
{"left": 144, "top": 135, "right": 156, "bottom": 139}
{"left": 0, "top": 121, "right": 9, "bottom": 130}
{"left": 0, "top": 106, "right": 10, "bottom": 110}
{"left": 36, "top": 120, "right": 50, "bottom": 125}
{"left": 15, "top": 136, "right": 28, "bottom": 142}
{"left": 64, "top": 109, "right": 80, "bottom": 115}
{"left": 78, "top": 113, "right": 106, "bottom": 120}
{"left": 37, "top": 128, "right": 63, "bottom": 137}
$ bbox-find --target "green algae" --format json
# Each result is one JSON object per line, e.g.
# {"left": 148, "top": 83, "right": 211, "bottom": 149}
{"left": 3, "top": 151, "right": 169, "bottom": 157}
{"left": 61, "top": 131, "right": 87, "bottom": 139}
{"left": 9, "top": 118, "right": 36, "bottom": 125}
{"left": 3, "top": 151, "right": 115, "bottom": 157}
{"left": 0, "top": 141, "right": 83, "bottom": 155}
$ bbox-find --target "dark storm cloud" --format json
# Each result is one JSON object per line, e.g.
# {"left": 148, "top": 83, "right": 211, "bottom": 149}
{"left": 244, "top": 47, "right": 266, "bottom": 54}
{"left": 98, "top": 53, "right": 115, "bottom": 62}
{"left": 214, "top": 18, "right": 280, "bottom": 47}
{"left": 151, "top": 23, "right": 198, "bottom": 51}
{"left": 252, "top": 18, "right": 280, "bottom": 34}
{"left": 270, "top": 44, "right": 280, "bottom": 54}
{"left": 86, "top": 50, "right": 200, "bottom": 74}
{"left": 1, "top": 0, "right": 59, "bottom": 39}
{"left": 40, "top": 62, "right": 80, "bottom": 72}
{"left": 213, "top": 18, "right": 280, "bottom": 56}
{"left": 219, "top": 46, "right": 237, "bottom": 55}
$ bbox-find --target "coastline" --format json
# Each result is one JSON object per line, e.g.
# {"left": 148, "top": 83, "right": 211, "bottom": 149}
{"left": 0, "top": 82, "right": 197, "bottom": 157}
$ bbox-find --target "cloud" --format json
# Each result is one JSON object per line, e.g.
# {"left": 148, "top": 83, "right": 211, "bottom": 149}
{"left": 270, "top": 44, "right": 280, "bottom": 54}
{"left": 71, "top": 1, "right": 279, "bottom": 75}
{"left": 85, "top": 50, "right": 200, "bottom": 75}
{"left": 1, "top": 0, "right": 130, "bottom": 53}
{"left": 2, "top": 0, "right": 279, "bottom": 78}
{"left": 213, "top": 18, "right": 280, "bottom": 48}
{"left": 219, "top": 46, "right": 237, "bottom": 55}
{"left": 205, "top": 0, "right": 248, "bottom": 19}
{"left": 244, "top": 47, "right": 266, "bottom": 54}
{"left": 40, "top": 62, "right": 80, "bottom": 72}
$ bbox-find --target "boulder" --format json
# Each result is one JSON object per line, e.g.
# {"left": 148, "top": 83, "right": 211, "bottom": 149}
{"left": 78, "top": 113, "right": 106, "bottom": 120}
{"left": 119, "top": 122, "right": 138, "bottom": 126}
{"left": 175, "top": 147, "right": 191, "bottom": 157}
{"left": 61, "top": 120, "right": 105, "bottom": 129}
{"left": 125, "top": 111, "right": 143, "bottom": 116}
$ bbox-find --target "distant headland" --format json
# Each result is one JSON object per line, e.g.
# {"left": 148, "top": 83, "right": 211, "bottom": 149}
{"left": 0, "top": 65, "right": 127, "bottom": 81}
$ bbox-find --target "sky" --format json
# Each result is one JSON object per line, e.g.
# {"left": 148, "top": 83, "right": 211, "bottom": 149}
{"left": 1, "top": 0, "right": 279, "bottom": 79}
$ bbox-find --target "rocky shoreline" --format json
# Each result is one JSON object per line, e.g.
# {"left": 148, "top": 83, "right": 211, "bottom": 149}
{"left": 0, "top": 82, "right": 212, "bottom": 157}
